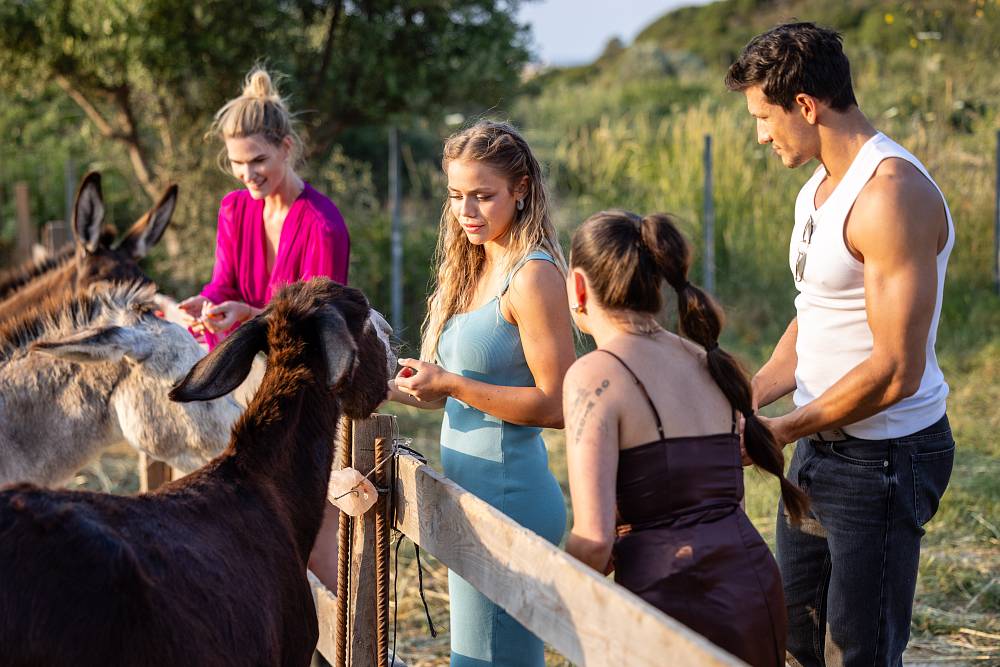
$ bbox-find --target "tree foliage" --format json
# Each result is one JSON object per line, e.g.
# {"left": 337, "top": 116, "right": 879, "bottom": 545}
{"left": 0, "top": 0, "right": 530, "bottom": 198}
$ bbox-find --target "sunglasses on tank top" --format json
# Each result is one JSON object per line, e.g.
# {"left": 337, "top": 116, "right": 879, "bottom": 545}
{"left": 795, "top": 214, "right": 815, "bottom": 282}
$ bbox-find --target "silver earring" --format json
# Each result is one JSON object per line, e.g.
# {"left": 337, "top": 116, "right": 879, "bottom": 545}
{"left": 516, "top": 198, "right": 524, "bottom": 211}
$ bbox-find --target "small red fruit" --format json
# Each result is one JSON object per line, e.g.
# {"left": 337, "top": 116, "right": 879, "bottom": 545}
{"left": 400, "top": 367, "right": 415, "bottom": 378}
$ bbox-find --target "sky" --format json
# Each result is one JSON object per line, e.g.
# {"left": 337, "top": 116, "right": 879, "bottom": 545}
{"left": 517, "top": 0, "right": 714, "bottom": 66}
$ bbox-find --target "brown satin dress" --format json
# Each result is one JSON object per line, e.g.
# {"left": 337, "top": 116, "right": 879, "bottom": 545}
{"left": 602, "top": 350, "right": 787, "bottom": 667}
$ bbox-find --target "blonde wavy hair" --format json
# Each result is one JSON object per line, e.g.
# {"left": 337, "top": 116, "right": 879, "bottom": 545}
{"left": 209, "top": 66, "right": 304, "bottom": 171}
{"left": 420, "top": 121, "right": 566, "bottom": 361}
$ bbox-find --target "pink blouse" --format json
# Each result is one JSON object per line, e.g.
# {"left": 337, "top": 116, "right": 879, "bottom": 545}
{"left": 198, "top": 183, "right": 349, "bottom": 346}
{"left": 201, "top": 182, "right": 349, "bottom": 305}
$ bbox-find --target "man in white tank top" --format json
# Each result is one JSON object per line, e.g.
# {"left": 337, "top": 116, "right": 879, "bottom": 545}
{"left": 726, "top": 22, "right": 956, "bottom": 667}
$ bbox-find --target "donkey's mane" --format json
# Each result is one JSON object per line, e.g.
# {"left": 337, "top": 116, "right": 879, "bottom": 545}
{"left": 0, "top": 228, "right": 118, "bottom": 300}
{"left": 0, "top": 247, "right": 74, "bottom": 301}
{"left": 0, "top": 280, "right": 157, "bottom": 362}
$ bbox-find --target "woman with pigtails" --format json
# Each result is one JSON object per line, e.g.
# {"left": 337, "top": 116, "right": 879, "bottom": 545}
{"left": 562, "top": 210, "right": 808, "bottom": 667}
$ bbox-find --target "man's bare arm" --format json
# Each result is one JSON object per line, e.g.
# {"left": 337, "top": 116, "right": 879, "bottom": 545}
{"left": 752, "top": 317, "right": 798, "bottom": 410}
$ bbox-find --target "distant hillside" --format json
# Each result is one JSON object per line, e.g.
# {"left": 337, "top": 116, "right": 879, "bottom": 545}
{"left": 635, "top": 0, "right": 1000, "bottom": 69}
{"left": 519, "top": 0, "right": 998, "bottom": 141}
{"left": 530, "top": 0, "right": 1000, "bottom": 85}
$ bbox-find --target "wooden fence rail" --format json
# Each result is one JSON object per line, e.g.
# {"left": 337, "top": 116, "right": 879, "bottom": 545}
{"left": 139, "top": 415, "right": 744, "bottom": 666}
{"left": 309, "top": 415, "right": 745, "bottom": 667}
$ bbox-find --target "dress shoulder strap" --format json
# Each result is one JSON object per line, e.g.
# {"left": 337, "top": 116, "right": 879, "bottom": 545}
{"left": 596, "top": 349, "right": 666, "bottom": 441}
{"left": 499, "top": 249, "right": 556, "bottom": 297}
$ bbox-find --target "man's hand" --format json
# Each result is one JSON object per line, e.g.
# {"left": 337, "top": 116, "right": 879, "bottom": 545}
{"left": 738, "top": 412, "right": 752, "bottom": 466}
{"left": 758, "top": 413, "right": 797, "bottom": 448}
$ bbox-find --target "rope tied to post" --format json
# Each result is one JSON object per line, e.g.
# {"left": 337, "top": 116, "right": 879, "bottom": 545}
{"left": 334, "top": 421, "right": 352, "bottom": 667}
{"left": 333, "top": 426, "right": 437, "bottom": 667}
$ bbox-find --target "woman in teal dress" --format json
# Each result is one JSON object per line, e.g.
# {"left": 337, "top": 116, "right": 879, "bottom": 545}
{"left": 388, "top": 121, "right": 575, "bottom": 666}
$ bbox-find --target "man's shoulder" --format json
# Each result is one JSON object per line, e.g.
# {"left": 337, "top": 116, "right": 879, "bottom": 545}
{"left": 871, "top": 155, "right": 932, "bottom": 186}
{"left": 849, "top": 157, "right": 945, "bottom": 256}
{"left": 856, "top": 158, "right": 942, "bottom": 219}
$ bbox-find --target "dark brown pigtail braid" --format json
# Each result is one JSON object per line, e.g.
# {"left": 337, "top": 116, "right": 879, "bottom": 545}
{"left": 640, "top": 215, "right": 809, "bottom": 524}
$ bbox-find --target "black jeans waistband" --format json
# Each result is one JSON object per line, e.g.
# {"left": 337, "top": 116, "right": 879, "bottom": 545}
{"left": 810, "top": 413, "right": 950, "bottom": 445}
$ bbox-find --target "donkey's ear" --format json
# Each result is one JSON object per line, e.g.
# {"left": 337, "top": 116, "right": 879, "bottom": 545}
{"left": 31, "top": 325, "right": 152, "bottom": 363}
{"left": 73, "top": 172, "right": 105, "bottom": 254}
{"left": 170, "top": 315, "right": 268, "bottom": 402}
{"left": 317, "top": 305, "right": 357, "bottom": 389}
{"left": 119, "top": 184, "right": 177, "bottom": 259}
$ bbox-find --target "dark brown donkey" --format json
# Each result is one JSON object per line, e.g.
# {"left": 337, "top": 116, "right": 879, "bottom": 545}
{"left": 0, "top": 278, "right": 394, "bottom": 667}
{"left": 0, "top": 171, "right": 176, "bottom": 322}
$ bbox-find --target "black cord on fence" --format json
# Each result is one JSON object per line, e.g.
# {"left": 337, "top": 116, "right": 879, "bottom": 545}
{"left": 414, "top": 543, "right": 437, "bottom": 638}
{"left": 389, "top": 532, "right": 438, "bottom": 648}
{"left": 390, "top": 441, "right": 437, "bottom": 638}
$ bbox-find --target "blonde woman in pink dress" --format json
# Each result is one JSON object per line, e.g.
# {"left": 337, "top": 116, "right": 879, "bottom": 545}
{"left": 179, "top": 67, "right": 349, "bottom": 348}
{"left": 178, "top": 67, "right": 350, "bottom": 589}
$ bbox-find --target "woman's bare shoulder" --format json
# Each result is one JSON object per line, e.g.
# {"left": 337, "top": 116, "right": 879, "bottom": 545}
{"left": 565, "top": 349, "right": 626, "bottom": 390}
{"left": 504, "top": 257, "right": 568, "bottom": 326}
{"left": 507, "top": 255, "right": 563, "bottom": 294}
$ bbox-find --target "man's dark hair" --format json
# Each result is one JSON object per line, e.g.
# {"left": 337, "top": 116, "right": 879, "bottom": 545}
{"left": 725, "top": 22, "right": 857, "bottom": 111}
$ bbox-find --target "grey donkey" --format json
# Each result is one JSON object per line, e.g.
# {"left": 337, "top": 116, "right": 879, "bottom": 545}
{"left": 0, "top": 280, "right": 241, "bottom": 487}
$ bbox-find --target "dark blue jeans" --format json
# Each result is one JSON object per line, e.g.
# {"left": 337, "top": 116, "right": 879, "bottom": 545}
{"left": 777, "top": 414, "right": 955, "bottom": 667}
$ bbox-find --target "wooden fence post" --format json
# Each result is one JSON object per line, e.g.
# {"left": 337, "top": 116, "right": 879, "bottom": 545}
{"left": 346, "top": 415, "right": 397, "bottom": 667}
{"left": 138, "top": 453, "right": 174, "bottom": 492}
{"left": 703, "top": 134, "right": 716, "bottom": 294}
{"left": 42, "top": 220, "right": 71, "bottom": 254}
{"left": 994, "top": 128, "right": 999, "bottom": 296}
{"left": 14, "top": 181, "right": 33, "bottom": 263}
{"left": 389, "top": 126, "right": 403, "bottom": 334}
{"left": 64, "top": 157, "right": 76, "bottom": 228}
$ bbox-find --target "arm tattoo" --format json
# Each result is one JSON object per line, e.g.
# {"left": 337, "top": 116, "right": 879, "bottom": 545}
{"left": 572, "top": 379, "right": 611, "bottom": 442}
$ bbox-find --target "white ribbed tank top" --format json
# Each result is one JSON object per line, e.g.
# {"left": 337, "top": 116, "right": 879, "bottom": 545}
{"left": 790, "top": 132, "right": 954, "bottom": 439}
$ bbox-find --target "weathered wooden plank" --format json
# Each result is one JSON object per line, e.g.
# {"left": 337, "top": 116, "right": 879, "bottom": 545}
{"left": 311, "top": 572, "right": 408, "bottom": 667}
{"left": 138, "top": 453, "right": 173, "bottom": 492}
{"left": 309, "top": 571, "right": 340, "bottom": 662}
{"left": 392, "top": 454, "right": 746, "bottom": 667}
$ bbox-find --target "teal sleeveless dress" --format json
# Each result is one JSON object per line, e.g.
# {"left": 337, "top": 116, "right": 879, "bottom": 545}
{"left": 436, "top": 250, "right": 567, "bottom": 666}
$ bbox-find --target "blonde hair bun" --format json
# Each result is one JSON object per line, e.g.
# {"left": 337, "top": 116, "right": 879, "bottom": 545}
{"left": 242, "top": 67, "right": 283, "bottom": 104}
{"left": 210, "top": 66, "right": 303, "bottom": 167}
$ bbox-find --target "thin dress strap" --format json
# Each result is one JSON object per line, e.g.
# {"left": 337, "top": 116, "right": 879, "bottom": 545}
{"left": 597, "top": 349, "right": 666, "bottom": 441}
{"left": 499, "top": 250, "right": 555, "bottom": 297}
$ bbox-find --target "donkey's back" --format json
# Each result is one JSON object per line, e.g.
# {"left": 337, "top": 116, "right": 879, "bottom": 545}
{"left": 0, "top": 172, "right": 176, "bottom": 325}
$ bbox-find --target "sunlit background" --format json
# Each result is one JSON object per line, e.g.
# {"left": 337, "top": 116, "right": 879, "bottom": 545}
{"left": 0, "top": 1, "right": 996, "bottom": 664}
